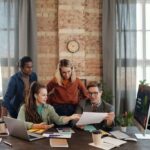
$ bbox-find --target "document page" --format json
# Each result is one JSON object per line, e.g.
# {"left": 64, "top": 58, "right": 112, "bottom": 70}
{"left": 76, "top": 112, "right": 108, "bottom": 125}
{"left": 102, "top": 137, "right": 126, "bottom": 147}
{"left": 89, "top": 142, "right": 116, "bottom": 150}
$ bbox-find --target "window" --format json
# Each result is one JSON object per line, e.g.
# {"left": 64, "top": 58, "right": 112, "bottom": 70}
{"left": 136, "top": 0, "right": 150, "bottom": 88}
{"left": 0, "top": 1, "right": 17, "bottom": 96}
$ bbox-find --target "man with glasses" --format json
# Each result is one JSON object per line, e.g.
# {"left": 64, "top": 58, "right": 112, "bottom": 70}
{"left": 74, "top": 81, "right": 115, "bottom": 130}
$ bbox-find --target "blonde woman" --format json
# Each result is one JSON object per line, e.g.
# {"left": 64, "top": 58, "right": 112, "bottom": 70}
{"left": 47, "top": 59, "right": 88, "bottom": 117}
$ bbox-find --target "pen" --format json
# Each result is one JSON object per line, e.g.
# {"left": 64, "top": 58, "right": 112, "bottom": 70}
{"left": 49, "top": 135, "right": 61, "bottom": 137}
{"left": 3, "top": 141, "right": 12, "bottom": 147}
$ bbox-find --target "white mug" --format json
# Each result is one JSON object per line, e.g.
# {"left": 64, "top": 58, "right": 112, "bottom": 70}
{"left": 92, "top": 130, "right": 102, "bottom": 145}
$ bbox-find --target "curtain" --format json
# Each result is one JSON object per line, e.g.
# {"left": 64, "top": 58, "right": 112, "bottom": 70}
{"left": 102, "top": 0, "right": 137, "bottom": 115}
{"left": 0, "top": 0, "right": 37, "bottom": 96}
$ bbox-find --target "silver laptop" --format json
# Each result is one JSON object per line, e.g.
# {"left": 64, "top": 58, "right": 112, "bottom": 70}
{"left": 4, "top": 116, "right": 44, "bottom": 141}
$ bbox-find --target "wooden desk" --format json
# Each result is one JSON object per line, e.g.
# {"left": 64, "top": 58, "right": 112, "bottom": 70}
{"left": 0, "top": 127, "right": 149, "bottom": 150}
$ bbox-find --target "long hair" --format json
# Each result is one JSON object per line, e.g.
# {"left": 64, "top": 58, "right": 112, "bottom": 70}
{"left": 25, "top": 81, "right": 46, "bottom": 123}
{"left": 55, "top": 59, "right": 76, "bottom": 85}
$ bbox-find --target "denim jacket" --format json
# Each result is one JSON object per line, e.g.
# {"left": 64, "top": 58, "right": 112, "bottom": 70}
{"left": 2, "top": 71, "right": 37, "bottom": 118}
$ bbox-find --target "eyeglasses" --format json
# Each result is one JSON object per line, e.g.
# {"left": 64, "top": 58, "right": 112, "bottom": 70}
{"left": 88, "top": 92, "right": 99, "bottom": 96}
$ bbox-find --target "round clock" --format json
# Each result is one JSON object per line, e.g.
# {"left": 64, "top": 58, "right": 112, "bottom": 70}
{"left": 67, "top": 40, "right": 80, "bottom": 53}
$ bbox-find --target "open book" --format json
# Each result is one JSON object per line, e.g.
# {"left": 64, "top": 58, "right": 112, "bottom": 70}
{"left": 89, "top": 136, "right": 126, "bottom": 150}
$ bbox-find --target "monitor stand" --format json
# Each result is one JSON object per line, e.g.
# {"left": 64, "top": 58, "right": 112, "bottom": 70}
{"left": 135, "top": 133, "right": 150, "bottom": 139}
{"left": 135, "top": 129, "right": 150, "bottom": 139}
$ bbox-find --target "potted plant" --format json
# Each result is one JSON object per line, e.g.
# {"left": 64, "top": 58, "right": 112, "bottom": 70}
{"left": 115, "top": 112, "right": 134, "bottom": 132}
{"left": 139, "top": 79, "right": 149, "bottom": 86}
{"left": 101, "top": 82, "right": 113, "bottom": 104}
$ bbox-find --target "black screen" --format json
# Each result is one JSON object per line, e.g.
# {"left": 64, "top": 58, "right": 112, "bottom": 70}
{"left": 134, "top": 85, "right": 150, "bottom": 129}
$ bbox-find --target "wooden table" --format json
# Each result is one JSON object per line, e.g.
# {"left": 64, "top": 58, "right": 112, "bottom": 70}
{"left": 0, "top": 127, "right": 149, "bottom": 150}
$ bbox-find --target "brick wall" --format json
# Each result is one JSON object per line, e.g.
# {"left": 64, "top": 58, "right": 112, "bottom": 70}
{"left": 36, "top": 0, "right": 102, "bottom": 84}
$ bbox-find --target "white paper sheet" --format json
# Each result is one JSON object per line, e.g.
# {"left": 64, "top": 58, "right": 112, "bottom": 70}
{"left": 76, "top": 112, "right": 108, "bottom": 125}
{"left": 89, "top": 142, "right": 116, "bottom": 150}
{"left": 43, "top": 133, "right": 72, "bottom": 138}
{"left": 102, "top": 137, "right": 126, "bottom": 147}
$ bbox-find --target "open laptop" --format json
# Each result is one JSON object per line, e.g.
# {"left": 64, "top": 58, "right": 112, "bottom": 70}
{"left": 4, "top": 116, "right": 44, "bottom": 141}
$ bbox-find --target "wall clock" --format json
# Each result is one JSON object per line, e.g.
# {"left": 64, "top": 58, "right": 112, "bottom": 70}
{"left": 67, "top": 40, "right": 80, "bottom": 53}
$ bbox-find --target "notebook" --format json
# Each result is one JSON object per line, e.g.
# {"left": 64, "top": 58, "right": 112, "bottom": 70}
{"left": 50, "top": 138, "right": 69, "bottom": 147}
{"left": 28, "top": 128, "right": 47, "bottom": 134}
{"left": 110, "top": 130, "right": 130, "bottom": 139}
{"left": 4, "top": 117, "right": 44, "bottom": 141}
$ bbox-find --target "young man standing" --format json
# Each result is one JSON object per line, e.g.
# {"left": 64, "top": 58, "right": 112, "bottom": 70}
{"left": 1, "top": 56, "right": 37, "bottom": 118}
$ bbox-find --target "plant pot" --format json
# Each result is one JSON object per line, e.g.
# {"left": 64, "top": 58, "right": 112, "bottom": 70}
{"left": 120, "top": 126, "right": 127, "bottom": 132}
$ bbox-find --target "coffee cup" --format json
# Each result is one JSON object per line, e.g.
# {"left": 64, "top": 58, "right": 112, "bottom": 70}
{"left": 92, "top": 130, "right": 102, "bottom": 145}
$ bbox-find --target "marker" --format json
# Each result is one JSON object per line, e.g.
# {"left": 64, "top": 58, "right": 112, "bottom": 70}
{"left": 3, "top": 141, "right": 12, "bottom": 147}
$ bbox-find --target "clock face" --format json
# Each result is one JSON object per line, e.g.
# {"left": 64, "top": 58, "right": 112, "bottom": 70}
{"left": 67, "top": 40, "right": 79, "bottom": 53}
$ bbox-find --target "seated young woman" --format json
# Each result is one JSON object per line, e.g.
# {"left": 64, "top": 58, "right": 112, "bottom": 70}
{"left": 17, "top": 81, "right": 80, "bottom": 129}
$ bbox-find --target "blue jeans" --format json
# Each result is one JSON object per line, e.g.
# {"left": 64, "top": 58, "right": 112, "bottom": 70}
{"left": 53, "top": 104, "right": 76, "bottom": 116}
{"left": 53, "top": 104, "right": 77, "bottom": 127}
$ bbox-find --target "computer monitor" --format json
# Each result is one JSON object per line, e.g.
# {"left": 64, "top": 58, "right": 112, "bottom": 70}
{"left": 134, "top": 84, "right": 150, "bottom": 139}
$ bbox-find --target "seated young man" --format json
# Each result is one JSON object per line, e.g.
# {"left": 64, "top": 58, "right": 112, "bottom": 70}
{"left": 74, "top": 81, "right": 115, "bottom": 131}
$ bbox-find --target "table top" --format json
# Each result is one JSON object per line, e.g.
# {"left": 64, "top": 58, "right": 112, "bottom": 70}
{"left": 0, "top": 127, "right": 149, "bottom": 150}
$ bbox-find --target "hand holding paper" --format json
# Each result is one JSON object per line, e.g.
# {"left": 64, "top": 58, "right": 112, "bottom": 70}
{"left": 76, "top": 112, "right": 108, "bottom": 126}
{"left": 104, "top": 112, "right": 115, "bottom": 126}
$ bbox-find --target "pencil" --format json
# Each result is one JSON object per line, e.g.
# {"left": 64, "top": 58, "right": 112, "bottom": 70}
{"left": 3, "top": 141, "right": 12, "bottom": 147}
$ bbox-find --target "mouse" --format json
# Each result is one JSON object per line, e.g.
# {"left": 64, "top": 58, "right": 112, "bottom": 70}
{"left": 124, "top": 137, "right": 137, "bottom": 142}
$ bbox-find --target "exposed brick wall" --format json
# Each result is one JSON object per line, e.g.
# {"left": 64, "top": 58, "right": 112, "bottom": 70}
{"left": 36, "top": 0, "right": 102, "bottom": 84}
{"left": 36, "top": 0, "right": 58, "bottom": 83}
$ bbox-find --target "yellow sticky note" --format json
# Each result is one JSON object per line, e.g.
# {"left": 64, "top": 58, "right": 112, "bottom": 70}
{"left": 28, "top": 129, "right": 39, "bottom": 133}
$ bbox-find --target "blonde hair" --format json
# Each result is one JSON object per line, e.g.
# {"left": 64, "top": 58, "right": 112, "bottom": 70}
{"left": 55, "top": 59, "right": 76, "bottom": 85}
